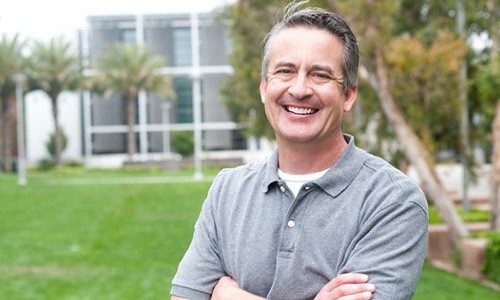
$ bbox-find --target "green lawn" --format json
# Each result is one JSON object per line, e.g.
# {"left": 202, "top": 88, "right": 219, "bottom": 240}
{"left": 0, "top": 169, "right": 498, "bottom": 299}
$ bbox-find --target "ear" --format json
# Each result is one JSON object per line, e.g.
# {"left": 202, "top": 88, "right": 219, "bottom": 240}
{"left": 343, "top": 85, "right": 357, "bottom": 112}
{"left": 260, "top": 77, "right": 268, "bottom": 104}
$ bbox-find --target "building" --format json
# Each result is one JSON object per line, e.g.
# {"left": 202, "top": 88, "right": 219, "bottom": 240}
{"left": 26, "top": 12, "right": 249, "bottom": 168}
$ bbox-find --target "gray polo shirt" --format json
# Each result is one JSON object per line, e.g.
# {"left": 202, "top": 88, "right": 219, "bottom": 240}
{"left": 171, "top": 135, "right": 428, "bottom": 299}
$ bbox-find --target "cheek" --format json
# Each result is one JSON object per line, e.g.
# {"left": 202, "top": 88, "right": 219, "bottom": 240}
{"left": 265, "top": 79, "right": 288, "bottom": 97}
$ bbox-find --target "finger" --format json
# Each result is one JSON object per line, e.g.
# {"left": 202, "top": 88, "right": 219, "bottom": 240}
{"left": 321, "top": 273, "right": 370, "bottom": 292}
{"left": 337, "top": 291, "right": 374, "bottom": 300}
{"left": 330, "top": 283, "right": 376, "bottom": 299}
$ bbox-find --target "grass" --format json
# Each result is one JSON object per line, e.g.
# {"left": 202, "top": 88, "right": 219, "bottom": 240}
{"left": 428, "top": 205, "right": 491, "bottom": 224}
{"left": 0, "top": 169, "right": 212, "bottom": 299}
{"left": 1, "top": 168, "right": 498, "bottom": 299}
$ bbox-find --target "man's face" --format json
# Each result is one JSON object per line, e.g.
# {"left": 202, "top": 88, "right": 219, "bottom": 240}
{"left": 260, "top": 26, "right": 357, "bottom": 146}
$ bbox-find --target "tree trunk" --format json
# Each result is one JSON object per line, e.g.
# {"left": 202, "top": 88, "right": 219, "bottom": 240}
{"left": 50, "top": 94, "right": 62, "bottom": 167}
{"left": 126, "top": 94, "right": 137, "bottom": 161}
{"left": 1, "top": 95, "right": 16, "bottom": 172}
{"left": 359, "top": 44, "right": 468, "bottom": 249}
{"left": 492, "top": 101, "right": 500, "bottom": 230}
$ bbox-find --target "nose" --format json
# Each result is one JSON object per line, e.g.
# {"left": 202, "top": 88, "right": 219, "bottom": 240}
{"left": 288, "top": 73, "right": 313, "bottom": 100}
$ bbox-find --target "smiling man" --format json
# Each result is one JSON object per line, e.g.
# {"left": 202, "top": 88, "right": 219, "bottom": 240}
{"left": 170, "top": 2, "right": 428, "bottom": 300}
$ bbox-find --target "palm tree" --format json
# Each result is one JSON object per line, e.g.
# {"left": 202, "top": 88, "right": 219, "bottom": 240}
{"left": 26, "top": 36, "right": 81, "bottom": 167}
{"left": 0, "top": 33, "right": 25, "bottom": 172}
{"left": 93, "top": 43, "right": 174, "bottom": 161}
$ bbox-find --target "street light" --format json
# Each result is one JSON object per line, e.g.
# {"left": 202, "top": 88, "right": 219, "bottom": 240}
{"left": 13, "top": 73, "right": 27, "bottom": 185}
{"left": 162, "top": 102, "right": 172, "bottom": 154}
{"left": 191, "top": 12, "right": 203, "bottom": 180}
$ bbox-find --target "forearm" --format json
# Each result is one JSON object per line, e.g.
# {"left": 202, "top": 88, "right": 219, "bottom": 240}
{"left": 211, "top": 276, "right": 265, "bottom": 300}
{"left": 213, "top": 287, "right": 265, "bottom": 300}
{"left": 211, "top": 274, "right": 374, "bottom": 300}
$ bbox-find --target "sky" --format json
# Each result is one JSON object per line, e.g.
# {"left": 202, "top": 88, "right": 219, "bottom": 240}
{"left": 0, "top": 0, "right": 235, "bottom": 42}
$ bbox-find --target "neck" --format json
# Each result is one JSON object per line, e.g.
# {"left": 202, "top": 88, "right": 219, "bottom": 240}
{"left": 277, "top": 134, "right": 347, "bottom": 174}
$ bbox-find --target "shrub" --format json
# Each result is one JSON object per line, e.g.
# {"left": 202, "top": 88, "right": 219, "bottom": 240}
{"left": 37, "top": 158, "right": 55, "bottom": 171}
{"left": 482, "top": 231, "right": 500, "bottom": 284}
{"left": 171, "top": 131, "right": 194, "bottom": 156}
{"left": 46, "top": 127, "right": 68, "bottom": 158}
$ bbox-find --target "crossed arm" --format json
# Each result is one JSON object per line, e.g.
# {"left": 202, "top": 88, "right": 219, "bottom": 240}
{"left": 171, "top": 273, "right": 376, "bottom": 300}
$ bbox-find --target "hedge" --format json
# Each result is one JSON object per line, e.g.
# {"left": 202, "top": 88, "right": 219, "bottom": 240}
{"left": 483, "top": 231, "right": 500, "bottom": 284}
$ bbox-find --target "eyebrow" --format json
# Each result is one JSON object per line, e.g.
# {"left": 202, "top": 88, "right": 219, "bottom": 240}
{"left": 271, "top": 62, "right": 297, "bottom": 70}
{"left": 310, "top": 65, "right": 336, "bottom": 76}
{"left": 272, "top": 62, "right": 337, "bottom": 76}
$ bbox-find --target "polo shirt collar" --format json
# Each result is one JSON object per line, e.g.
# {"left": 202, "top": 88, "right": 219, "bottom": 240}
{"left": 261, "top": 134, "right": 367, "bottom": 197}
{"left": 262, "top": 150, "right": 281, "bottom": 193}
{"left": 315, "top": 134, "right": 368, "bottom": 198}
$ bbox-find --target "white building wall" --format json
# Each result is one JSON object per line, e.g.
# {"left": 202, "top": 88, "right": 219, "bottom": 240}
{"left": 25, "top": 90, "right": 83, "bottom": 166}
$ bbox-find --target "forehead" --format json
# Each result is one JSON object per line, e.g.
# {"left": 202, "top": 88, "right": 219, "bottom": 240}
{"left": 268, "top": 26, "right": 343, "bottom": 69}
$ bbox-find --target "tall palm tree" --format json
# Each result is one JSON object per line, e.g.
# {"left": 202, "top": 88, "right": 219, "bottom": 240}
{"left": 26, "top": 36, "right": 81, "bottom": 167}
{"left": 0, "top": 33, "right": 25, "bottom": 172}
{"left": 94, "top": 43, "right": 174, "bottom": 161}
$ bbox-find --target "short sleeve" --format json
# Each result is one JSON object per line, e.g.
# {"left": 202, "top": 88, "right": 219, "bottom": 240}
{"left": 170, "top": 175, "right": 228, "bottom": 299}
{"left": 340, "top": 184, "right": 428, "bottom": 299}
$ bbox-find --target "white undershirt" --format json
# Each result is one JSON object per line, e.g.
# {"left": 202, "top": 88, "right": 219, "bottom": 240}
{"left": 278, "top": 168, "right": 329, "bottom": 198}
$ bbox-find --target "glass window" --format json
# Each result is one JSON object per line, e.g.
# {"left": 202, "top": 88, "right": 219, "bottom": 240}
{"left": 173, "top": 76, "right": 193, "bottom": 123}
{"left": 121, "top": 29, "right": 136, "bottom": 44}
{"left": 173, "top": 28, "right": 192, "bottom": 67}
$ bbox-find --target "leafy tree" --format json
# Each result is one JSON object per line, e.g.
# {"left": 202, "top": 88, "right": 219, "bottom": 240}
{"left": 220, "top": 0, "right": 288, "bottom": 140}
{"left": 383, "top": 30, "right": 466, "bottom": 158}
{"left": 92, "top": 43, "right": 174, "bottom": 161}
{"left": 26, "top": 36, "right": 81, "bottom": 167}
{"left": 473, "top": 0, "right": 499, "bottom": 229}
{"left": 0, "top": 33, "right": 25, "bottom": 172}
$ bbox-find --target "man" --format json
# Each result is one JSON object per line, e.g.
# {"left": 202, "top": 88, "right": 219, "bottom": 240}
{"left": 171, "top": 2, "right": 428, "bottom": 299}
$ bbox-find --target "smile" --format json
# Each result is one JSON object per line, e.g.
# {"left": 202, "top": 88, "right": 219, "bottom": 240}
{"left": 285, "top": 106, "right": 317, "bottom": 115}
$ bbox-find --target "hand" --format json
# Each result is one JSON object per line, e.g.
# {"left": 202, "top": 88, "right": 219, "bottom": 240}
{"left": 314, "top": 273, "right": 376, "bottom": 300}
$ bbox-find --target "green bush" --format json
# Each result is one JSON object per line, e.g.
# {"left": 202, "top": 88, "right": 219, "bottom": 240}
{"left": 483, "top": 231, "right": 500, "bottom": 284}
{"left": 171, "top": 131, "right": 194, "bottom": 156}
{"left": 37, "top": 158, "right": 55, "bottom": 171}
{"left": 46, "top": 127, "right": 68, "bottom": 158}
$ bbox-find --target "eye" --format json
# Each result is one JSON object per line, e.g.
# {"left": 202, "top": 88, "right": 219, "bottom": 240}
{"left": 310, "top": 72, "right": 333, "bottom": 83}
{"left": 275, "top": 68, "right": 294, "bottom": 76}
{"left": 271, "top": 68, "right": 296, "bottom": 81}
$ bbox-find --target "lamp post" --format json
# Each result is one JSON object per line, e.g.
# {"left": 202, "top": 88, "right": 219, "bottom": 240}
{"left": 13, "top": 73, "right": 27, "bottom": 185}
{"left": 162, "top": 102, "right": 172, "bottom": 154}
{"left": 191, "top": 12, "right": 203, "bottom": 180}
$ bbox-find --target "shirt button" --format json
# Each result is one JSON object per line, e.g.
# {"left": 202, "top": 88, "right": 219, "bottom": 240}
{"left": 287, "top": 220, "right": 295, "bottom": 228}
{"left": 280, "top": 185, "right": 286, "bottom": 193}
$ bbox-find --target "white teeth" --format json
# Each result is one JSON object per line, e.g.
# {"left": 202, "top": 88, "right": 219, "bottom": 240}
{"left": 286, "top": 106, "right": 315, "bottom": 115}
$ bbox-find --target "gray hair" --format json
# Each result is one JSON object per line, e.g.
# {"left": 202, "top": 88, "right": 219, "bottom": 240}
{"left": 261, "top": 1, "right": 359, "bottom": 93}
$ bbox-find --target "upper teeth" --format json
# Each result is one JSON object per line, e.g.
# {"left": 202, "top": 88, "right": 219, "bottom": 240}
{"left": 287, "top": 106, "right": 315, "bottom": 115}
